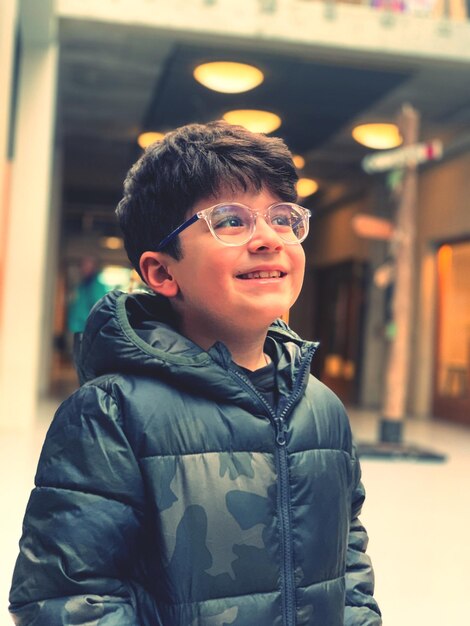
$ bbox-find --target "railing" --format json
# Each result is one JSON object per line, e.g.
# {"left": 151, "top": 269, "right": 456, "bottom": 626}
{"left": 273, "top": 0, "right": 468, "bottom": 21}
{"left": 57, "top": 0, "right": 470, "bottom": 40}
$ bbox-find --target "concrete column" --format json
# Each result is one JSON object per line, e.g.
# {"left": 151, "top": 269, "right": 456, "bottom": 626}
{"left": 0, "top": 3, "right": 58, "bottom": 430}
{"left": 0, "top": 0, "right": 18, "bottom": 292}
{"left": 38, "top": 146, "right": 63, "bottom": 397}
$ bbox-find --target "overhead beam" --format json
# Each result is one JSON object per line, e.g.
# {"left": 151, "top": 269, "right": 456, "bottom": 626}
{"left": 57, "top": 0, "right": 470, "bottom": 65}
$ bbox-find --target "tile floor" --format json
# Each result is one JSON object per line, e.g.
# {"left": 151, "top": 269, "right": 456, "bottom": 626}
{"left": 351, "top": 411, "right": 470, "bottom": 626}
{"left": 2, "top": 399, "right": 469, "bottom": 625}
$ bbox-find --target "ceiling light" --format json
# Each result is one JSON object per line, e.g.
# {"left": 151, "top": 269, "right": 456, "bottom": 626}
{"left": 296, "top": 178, "right": 318, "bottom": 198}
{"left": 222, "top": 109, "right": 281, "bottom": 134}
{"left": 137, "top": 131, "right": 165, "bottom": 149}
{"left": 193, "top": 61, "right": 264, "bottom": 93}
{"left": 292, "top": 154, "right": 305, "bottom": 169}
{"left": 100, "top": 236, "right": 124, "bottom": 250}
{"left": 352, "top": 123, "right": 402, "bottom": 150}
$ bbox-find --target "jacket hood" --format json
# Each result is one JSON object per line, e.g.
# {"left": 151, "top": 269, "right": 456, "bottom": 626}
{"left": 75, "top": 290, "right": 318, "bottom": 406}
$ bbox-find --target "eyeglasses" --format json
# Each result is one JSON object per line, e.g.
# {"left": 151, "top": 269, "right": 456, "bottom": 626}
{"left": 155, "top": 202, "right": 311, "bottom": 251}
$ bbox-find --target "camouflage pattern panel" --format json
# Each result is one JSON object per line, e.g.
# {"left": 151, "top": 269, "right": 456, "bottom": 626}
{"left": 10, "top": 594, "right": 143, "bottom": 626}
{"left": 140, "top": 450, "right": 279, "bottom": 605}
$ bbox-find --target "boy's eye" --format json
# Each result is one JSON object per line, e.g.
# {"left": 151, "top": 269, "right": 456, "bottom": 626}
{"left": 211, "top": 206, "right": 250, "bottom": 230}
{"left": 271, "top": 214, "right": 292, "bottom": 227}
{"left": 270, "top": 209, "right": 294, "bottom": 229}
{"left": 214, "top": 215, "right": 245, "bottom": 229}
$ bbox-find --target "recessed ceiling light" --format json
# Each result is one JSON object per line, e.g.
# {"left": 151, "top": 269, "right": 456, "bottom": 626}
{"left": 292, "top": 154, "right": 305, "bottom": 169}
{"left": 352, "top": 123, "right": 402, "bottom": 150}
{"left": 296, "top": 178, "right": 318, "bottom": 198}
{"left": 193, "top": 61, "right": 264, "bottom": 94}
{"left": 100, "top": 236, "right": 123, "bottom": 250}
{"left": 222, "top": 109, "right": 281, "bottom": 134}
{"left": 137, "top": 131, "right": 165, "bottom": 149}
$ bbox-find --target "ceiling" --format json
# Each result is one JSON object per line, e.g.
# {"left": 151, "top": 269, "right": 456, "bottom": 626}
{"left": 57, "top": 17, "right": 470, "bottom": 245}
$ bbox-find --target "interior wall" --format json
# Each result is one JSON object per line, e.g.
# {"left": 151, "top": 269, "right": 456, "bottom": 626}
{"left": 291, "top": 191, "right": 388, "bottom": 406}
{"left": 411, "top": 152, "right": 470, "bottom": 417}
{"left": 306, "top": 197, "right": 371, "bottom": 268}
{"left": 417, "top": 153, "right": 470, "bottom": 241}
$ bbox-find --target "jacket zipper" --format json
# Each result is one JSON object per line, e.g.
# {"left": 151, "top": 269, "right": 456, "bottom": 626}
{"left": 274, "top": 414, "right": 295, "bottom": 626}
{"left": 231, "top": 353, "right": 313, "bottom": 626}
{"left": 273, "top": 356, "right": 311, "bottom": 626}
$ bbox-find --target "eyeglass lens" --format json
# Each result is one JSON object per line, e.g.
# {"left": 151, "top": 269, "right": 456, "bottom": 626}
{"left": 209, "top": 204, "right": 307, "bottom": 244}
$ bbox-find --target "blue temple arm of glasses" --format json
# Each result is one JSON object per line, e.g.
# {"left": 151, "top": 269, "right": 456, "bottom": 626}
{"left": 155, "top": 213, "right": 200, "bottom": 251}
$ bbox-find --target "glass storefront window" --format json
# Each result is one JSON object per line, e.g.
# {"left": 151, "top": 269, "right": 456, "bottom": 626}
{"left": 436, "top": 241, "right": 470, "bottom": 412}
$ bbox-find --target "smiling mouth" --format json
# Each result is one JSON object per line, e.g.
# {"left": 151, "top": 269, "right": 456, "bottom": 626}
{"left": 237, "top": 270, "right": 286, "bottom": 279}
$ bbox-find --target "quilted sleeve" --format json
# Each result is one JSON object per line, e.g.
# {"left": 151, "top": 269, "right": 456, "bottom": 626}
{"left": 9, "top": 383, "right": 158, "bottom": 626}
{"left": 344, "top": 445, "right": 382, "bottom": 626}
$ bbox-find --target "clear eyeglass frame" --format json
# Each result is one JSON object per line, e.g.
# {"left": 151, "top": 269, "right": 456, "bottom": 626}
{"left": 155, "top": 201, "right": 311, "bottom": 251}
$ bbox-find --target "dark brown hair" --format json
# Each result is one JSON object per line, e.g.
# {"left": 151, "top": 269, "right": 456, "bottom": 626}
{"left": 116, "top": 120, "right": 298, "bottom": 274}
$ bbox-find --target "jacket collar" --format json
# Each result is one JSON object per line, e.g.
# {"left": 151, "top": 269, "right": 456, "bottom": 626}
{"left": 76, "top": 290, "right": 318, "bottom": 409}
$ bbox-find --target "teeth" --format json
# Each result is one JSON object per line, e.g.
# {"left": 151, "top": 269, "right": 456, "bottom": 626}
{"left": 239, "top": 270, "right": 282, "bottom": 279}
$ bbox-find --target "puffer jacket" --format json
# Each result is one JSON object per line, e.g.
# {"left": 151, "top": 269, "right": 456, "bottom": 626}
{"left": 10, "top": 290, "right": 381, "bottom": 626}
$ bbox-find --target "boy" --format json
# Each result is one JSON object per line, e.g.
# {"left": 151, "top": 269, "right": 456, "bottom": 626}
{"left": 9, "top": 121, "right": 381, "bottom": 625}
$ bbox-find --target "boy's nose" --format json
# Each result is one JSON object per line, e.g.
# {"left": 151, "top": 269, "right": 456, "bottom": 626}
{"left": 248, "top": 215, "right": 284, "bottom": 252}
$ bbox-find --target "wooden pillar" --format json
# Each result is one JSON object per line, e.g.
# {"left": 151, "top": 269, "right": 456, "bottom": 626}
{"left": 380, "top": 104, "right": 419, "bottom": 443}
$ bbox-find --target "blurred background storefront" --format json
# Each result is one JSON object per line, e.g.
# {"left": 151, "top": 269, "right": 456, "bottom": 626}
{"left": 1, "top": 0, "right": 469, "bottom": 429}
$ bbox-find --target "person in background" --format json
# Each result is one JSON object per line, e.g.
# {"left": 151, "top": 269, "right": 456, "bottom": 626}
{"left": 66, "top": 256, "right": 108, "bottom": 333}
{"left": 9, "top": 121, "right": 381, "bottom": 626}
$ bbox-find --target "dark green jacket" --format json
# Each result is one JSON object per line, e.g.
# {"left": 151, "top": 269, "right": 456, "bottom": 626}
{"left": 10, "top": 290, "right": 381, "bottom": 626}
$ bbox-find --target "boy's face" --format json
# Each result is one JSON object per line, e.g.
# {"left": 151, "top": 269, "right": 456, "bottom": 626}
{"left": 143, "top": 187, "right": 306, "bottom": 347}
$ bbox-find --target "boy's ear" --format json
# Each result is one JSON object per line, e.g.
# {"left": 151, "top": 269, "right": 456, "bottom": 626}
{"left": 139, "top": 252, "right": 179, "bottom": 298}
